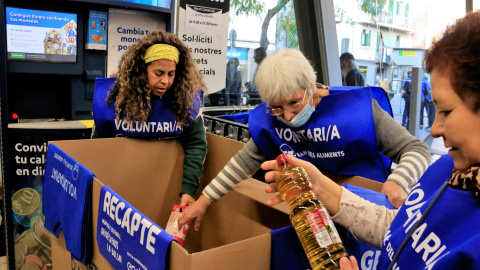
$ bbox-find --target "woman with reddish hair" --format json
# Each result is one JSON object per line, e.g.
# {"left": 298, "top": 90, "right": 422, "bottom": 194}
{"left": 263, "top": 11, "right": 480, "bottom": 269}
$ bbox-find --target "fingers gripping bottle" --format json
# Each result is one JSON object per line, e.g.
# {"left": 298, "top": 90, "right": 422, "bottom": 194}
{"left": 275, "top": 154, "right": 348, "bottom": 270}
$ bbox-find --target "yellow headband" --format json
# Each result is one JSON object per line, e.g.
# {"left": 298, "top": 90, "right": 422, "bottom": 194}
{"left": 144, "top": 44, "right": 180, "bottom": 64}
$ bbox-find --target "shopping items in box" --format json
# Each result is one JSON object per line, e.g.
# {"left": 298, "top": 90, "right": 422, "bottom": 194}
{"left": 165, "top": 205, "right": 191, "bottom": 246}
{"left": 97, "top": 185, "right": 174, "bottom": 270}
{"left": 43, "top": 143, "right": 95, "bottom": 264}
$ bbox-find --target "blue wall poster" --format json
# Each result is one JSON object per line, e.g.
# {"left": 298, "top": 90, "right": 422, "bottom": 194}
{"left": 86, "top": 10, "right": 108, "bottom": 50}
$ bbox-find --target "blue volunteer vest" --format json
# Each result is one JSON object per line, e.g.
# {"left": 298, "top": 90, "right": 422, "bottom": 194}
{"left": 378, "top": 155, "right": 480, "bottom": 269}
{"left": 329, "top": 86, "right": 393, "bottom": 117}
{"left": 93, "top": 78, "right": 202, "bottom": 140}
{"left": 249, "top": 87, "right": 388, "bottom": 182}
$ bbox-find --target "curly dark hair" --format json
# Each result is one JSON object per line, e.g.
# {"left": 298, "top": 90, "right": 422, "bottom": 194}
{"left": 425, "top": 11, "right": 480, "bottom": 113}
{"left": 106, "top": 30, "right": 206, "bottom": 126}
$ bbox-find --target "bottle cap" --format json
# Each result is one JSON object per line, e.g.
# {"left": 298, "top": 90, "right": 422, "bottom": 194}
{"left": 276, "top": 153, "right": 289, "bottom": 166}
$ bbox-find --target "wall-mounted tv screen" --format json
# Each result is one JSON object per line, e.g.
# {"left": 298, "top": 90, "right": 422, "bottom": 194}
{"left": 5, "top": 7, "right": 77, "bottom": 63}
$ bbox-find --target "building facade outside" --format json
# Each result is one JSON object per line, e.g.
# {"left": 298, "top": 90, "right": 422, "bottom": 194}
{"left": 218, "top": 0, "right": 466, "bottom": 108}
{"left": 334, "top": 0, "right": 466, "bottom": 116}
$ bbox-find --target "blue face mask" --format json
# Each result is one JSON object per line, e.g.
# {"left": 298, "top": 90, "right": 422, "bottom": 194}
{"left": 277, "top": 103, "right": 315, "bottom": 128}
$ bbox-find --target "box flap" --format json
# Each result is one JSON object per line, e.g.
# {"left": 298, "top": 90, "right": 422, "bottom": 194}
{"left": 202, "top": 134, "right": 384, "bottom": 215}
{"left": 202, "top": 133, "right": 246, "bottom": 188}
{"left": 325, "top": 172, "right": 384, "bottom": 193}
{"left": 191, "top": 234, "right": 272, "bottom": 270}
{"left": 199, "top": 185, "right": 291, "bottom": 252}
{"left": 233, "top": 175, "right": 384, "bottom": 215}
{"left": 52, "top": 137, "right": 184, "bottom": 225}
{"left": 169, "top": 242, "right": 192, "bottom": 269}
{"left": 234, "top": 178, "right": 290, "bottom": 215}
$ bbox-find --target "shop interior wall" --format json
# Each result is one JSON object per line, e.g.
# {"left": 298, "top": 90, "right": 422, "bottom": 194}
{"left": 1, "top": 1, "right": 174, "bottom": 268}
{"left": 0, "top": 0, "right": 8, "bottom": 259}
{"left": 4, "top": 0, "right": 173, "bottom": 121}
{"left": 5, "top": 0, "right": 90, "bottom": 121}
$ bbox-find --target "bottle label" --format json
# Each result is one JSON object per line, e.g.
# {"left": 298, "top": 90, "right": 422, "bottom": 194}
{"left": 305, "top": 208, "right": 342, "bottom": 248}
{"left": 165, "top": 205, "right": 191, "bottom": 246}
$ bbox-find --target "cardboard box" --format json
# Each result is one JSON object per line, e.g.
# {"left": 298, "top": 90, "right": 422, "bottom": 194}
{"left": 50, "top": 133, "right": 383, "bottom": 269}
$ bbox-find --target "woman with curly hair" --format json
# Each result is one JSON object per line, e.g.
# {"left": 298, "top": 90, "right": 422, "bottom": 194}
{"left": 93, "top": 30, "right": 207, "bottom": 209}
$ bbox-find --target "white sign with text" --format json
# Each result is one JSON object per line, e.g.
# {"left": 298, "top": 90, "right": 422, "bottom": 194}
{"left": 107, "top": 8, "right": 166, "bottom": 76}
{"left": 178, "top": 0, "right": 230, "bottom": 93}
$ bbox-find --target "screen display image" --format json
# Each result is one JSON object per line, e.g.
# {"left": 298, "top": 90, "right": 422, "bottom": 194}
{"left": 6, "top": 7, "right": 77, "bottom": 63}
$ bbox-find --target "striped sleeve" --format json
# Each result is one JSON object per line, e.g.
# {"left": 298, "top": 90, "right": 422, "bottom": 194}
{"left": 203, "top": 139, "right": 265, "bottom": 201}
{"left": 372, "top": 99, "right": 431, "bottom": 192}
{"left": 387, "top": 151, "right": 430, "bottom": 192}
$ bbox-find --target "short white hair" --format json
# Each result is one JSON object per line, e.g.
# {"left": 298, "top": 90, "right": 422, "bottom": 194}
{"left": 254, "top": 49, "right": 317, "bottom": 103}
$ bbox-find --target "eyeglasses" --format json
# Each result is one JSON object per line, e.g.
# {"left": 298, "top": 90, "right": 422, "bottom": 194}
{"left": 266, "top": 90, "right": 308, "bottom": 116}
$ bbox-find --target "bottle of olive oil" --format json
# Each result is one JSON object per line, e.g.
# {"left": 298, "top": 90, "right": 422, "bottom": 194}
{"left": 275, "top": 154, "right": 348, "bottom": 270}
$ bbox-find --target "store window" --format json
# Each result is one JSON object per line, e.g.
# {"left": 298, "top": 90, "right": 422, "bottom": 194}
{"left": 341, "top": 38, "right": 350, "bottom": 53}
{"left": 376, "top": 33, "right": 382, "bottom": 60}
{"left": 361, "top": 29, "right": 371, "bottom": 47}
{"left": 389, "top": 0, "right": 394, "bottom": 22}
{"left": 334, "top": 0, "right": 466, "bottom": 141}
{"left": 205, "top": 0, "right": 298, "bottom": 107}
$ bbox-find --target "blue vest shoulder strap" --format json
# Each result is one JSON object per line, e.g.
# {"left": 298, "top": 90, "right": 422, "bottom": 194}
{"left": 329, "top": 86, "right": 393, "bottom": 117}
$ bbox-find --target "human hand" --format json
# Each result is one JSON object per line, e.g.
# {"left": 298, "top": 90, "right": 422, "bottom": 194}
{"left": 381, "top": 181, "right": 407, "bottom": 208}
{"left": 262, "top": 153, "right": 345, "bottom": 206}
{"left": 177, "top": 195, "right": 212, "bottom": 231}
{"left": 261, "top": 154, "right": 325, "bottom": 206}
{"left": 262, "top": 154, "right": 344, "bottom": 215}
{"left": 180, "top": 194, "right": 195, "bottom": 210}
{"left": 339, "top": 256, "right": 359, "bottom": 270}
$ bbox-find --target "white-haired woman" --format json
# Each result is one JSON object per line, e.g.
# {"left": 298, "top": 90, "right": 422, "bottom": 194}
{"left": 178, "top": 49, "right": 430, "bottom": 230}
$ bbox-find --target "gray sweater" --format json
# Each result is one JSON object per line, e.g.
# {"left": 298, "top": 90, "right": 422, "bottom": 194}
{"left": 203, "top": 100, "right": 431, "bottom": 201}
